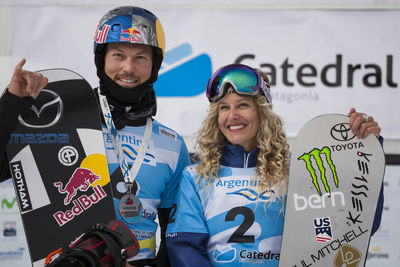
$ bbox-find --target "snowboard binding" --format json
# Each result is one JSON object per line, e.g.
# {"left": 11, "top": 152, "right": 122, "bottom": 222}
{"left": 45, "top": 219, "right": 139, "bottom": 267}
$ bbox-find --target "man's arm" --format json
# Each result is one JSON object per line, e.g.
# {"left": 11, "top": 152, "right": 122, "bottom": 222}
{"left": 166, "top": 170, "right": 212, "bottom": 267}
{"left": 0, "top": 58, "right": 48, "bottom": 182}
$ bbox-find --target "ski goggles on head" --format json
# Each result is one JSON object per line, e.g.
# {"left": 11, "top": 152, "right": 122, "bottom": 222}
{"left": 206, "top": 64, "right": 272, "bottom": 103}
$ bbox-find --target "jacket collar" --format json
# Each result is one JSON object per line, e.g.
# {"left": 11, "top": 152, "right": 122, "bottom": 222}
{"left": 220, "top": 144, "right": 259, "bottom": 168}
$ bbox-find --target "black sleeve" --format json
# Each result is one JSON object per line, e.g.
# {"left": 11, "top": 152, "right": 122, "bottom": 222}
{"left": 371, "top": 183, "right": 384, "bottom": 235}
{"left": 370, "top": 135, "right": 385, "bottom": 235}
{"left": 0, "top": 89, "right": 33, "bottom": 182}
{"left": 154, "top": 207, "right": 172, "bottom": 267}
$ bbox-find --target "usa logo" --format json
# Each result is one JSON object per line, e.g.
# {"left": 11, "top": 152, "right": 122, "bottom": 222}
{"left": 314, "top": 217, "right": 333, "bottom": 243}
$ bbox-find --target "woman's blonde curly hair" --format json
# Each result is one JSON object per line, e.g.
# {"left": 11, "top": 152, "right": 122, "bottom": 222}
{"left": 195, "top": 70, "right": 289, "bottom": 196}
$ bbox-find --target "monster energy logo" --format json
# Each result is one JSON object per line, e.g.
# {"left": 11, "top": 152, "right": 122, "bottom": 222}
{"left": 298, "top": 146, "right": 339, "bottom": 195}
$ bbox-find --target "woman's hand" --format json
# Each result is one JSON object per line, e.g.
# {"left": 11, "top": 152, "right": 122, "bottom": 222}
{"left": 348, "top": 107, "right": 381, "bottom": 139}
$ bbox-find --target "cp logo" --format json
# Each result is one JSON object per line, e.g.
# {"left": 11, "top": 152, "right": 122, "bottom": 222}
{"left": 330, "top": 123, "right": 356, "bottom": 142}
{"left": 18, "top": 89, "right": 63, "bottom": 128}
{"left": 58, "top": 146, "right": 79, "bottom": 166}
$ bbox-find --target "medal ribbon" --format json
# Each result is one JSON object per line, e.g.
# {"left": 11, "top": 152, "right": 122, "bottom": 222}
{"left": 98, "top": 91, "right": 152, "bottom": 188}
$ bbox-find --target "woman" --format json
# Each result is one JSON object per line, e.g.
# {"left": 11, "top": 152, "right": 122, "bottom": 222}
{"left": 166, "top": 64, "right": 383, "bottom": 266}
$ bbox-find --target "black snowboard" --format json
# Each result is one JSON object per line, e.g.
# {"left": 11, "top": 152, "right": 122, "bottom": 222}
{"left": 6, "top": 69, "right": 115, "bottom": 266}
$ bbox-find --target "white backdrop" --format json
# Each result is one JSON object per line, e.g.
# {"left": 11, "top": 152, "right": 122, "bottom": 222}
{"left": 1, "top": 6, "right": 399, "bottom": 141}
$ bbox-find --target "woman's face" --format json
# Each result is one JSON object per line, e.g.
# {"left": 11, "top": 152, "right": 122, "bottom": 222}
{"left": 217, "top": 93, "right": 260, "bottom": 152}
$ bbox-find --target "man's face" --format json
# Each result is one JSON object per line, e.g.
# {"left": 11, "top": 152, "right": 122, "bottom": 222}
{"left": 104, "top": 42, "right": 153, "bottom": 88}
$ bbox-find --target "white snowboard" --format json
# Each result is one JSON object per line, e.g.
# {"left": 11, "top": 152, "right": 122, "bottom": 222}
{"left": 279, "top": 114, "right": 385, "bottom": 267}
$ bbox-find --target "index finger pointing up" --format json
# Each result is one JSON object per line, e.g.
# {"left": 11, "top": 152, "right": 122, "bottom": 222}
{"left": 14, "top": 58, "right": 27, "bottom": 73}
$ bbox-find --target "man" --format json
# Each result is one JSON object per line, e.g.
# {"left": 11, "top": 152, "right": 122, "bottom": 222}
{"left": 0, "top": 6, "right": 190, "bottom": 267}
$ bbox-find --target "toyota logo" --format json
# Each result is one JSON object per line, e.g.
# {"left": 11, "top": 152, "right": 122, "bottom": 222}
{"left": 330, "top": 123, "right": 356, "bottom": 141}
{"left": 18, "top": 89, "right": 63, "bottom": 128}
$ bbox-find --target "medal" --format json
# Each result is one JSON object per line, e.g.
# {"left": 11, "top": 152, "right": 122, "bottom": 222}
{"left": 119, "top": 192, "right": 143, "bottom": 224}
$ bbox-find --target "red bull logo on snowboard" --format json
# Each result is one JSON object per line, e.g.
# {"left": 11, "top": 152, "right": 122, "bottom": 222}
{"left": 54, "top": 167, "right": 100, "bottom": 205}
{"left": 53, "top": 184, "right": 107, "bottom": 227}
{"left": 53, "top": 167, "right": 108, "bottom": 226}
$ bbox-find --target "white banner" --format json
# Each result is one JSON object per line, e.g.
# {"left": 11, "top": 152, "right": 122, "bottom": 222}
{"left": 6, "top": 7, "right": 400, "bottom": 140}
{"left": 0, "top": 179, "right": 31, "bottom": 267}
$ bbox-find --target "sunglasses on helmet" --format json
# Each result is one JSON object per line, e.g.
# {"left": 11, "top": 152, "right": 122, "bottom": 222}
{"left": 206, "top": 64, "right": 272, "bottom": 103}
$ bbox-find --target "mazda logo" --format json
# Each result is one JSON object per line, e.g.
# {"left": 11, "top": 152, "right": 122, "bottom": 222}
{"left": 18, "top": 89, "right": 63, "bottom": 128}
{"left": 330, "top": 123, "right": 356, "bottom": 141}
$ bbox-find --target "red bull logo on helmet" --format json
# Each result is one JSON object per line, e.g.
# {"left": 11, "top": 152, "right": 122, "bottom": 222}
{"left": 54, "top": 167, "right": 100, "bottom": 205}
{"left": 120, "top": 27, "right": 142, "bottom": 42}
{"left": 94, "top": 24, "right": 110, "bottom": 44}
